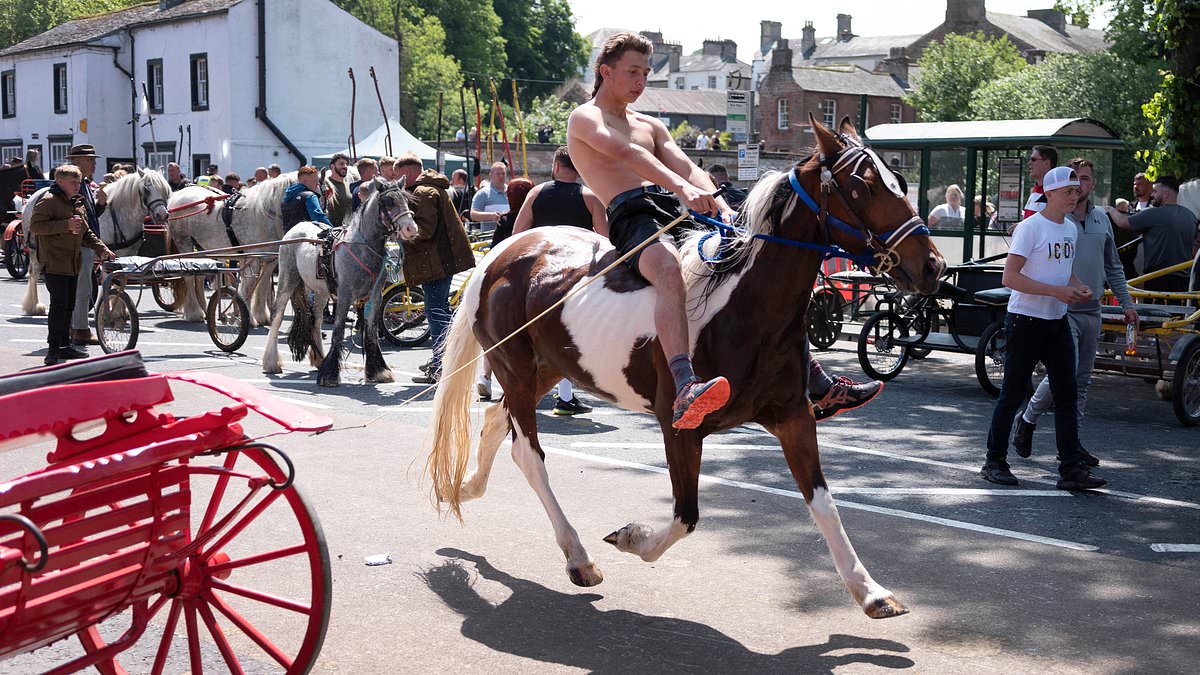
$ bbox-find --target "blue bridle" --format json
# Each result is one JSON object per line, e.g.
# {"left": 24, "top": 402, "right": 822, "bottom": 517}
{"left": 694, "top": 143, "right": 929, "bottom": 273}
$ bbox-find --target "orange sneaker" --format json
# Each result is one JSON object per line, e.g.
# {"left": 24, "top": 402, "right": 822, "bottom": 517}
{"left": 671, "top": 377, "right": 730, "bottom": 429}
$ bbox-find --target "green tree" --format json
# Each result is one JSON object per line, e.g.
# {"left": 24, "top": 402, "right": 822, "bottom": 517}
{"left": 1138, "top": 0, "right": 1200, "bottom": 177}
{"left": 0, "top": 0, "right": 140, "bottom": 49}
{"left": 494, "top": 0, "right": 588, "bottom": 102}
{"left": 520, "top": 95, "right": 575, "bottom": 144}
{"left": 905, "top": 32, "right": 1028, "bottom": 122}
{"left": 416, "top": 0, "right": 508, "bottom": 80}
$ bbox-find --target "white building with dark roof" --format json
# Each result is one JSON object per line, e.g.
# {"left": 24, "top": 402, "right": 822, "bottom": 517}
{"left": 0, "top": 0, "right": 398, "bottom": 177}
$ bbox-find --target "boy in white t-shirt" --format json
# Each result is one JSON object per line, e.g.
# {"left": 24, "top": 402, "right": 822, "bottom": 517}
{"left": 982, "top": 166, "right": 1107, "bottom": 491}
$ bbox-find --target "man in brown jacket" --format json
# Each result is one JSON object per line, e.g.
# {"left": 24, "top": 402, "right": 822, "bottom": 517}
{"left": 29, "top": 164, "right": 114, "bottom": 364}
{"left": 394, "top": 153, "right": 475, "bottom": 383}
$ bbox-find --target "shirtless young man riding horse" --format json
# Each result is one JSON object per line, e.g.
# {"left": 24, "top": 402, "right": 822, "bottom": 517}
{"left": 567, "top": 32, "right": 733, "bottom": 429}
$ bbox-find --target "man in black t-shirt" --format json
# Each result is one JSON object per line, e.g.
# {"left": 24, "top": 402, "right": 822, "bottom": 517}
{"left": 1107, "top": 175, "right": 1198, "bottom": 295}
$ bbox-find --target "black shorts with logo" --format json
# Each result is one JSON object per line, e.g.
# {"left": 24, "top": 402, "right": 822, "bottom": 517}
{"left": 606, "top": 188, "right": 686, "bottom": 279}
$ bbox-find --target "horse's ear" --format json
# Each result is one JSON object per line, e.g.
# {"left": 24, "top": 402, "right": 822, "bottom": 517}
{"left": 396, "top": 175, "right": 407, "bottom": 188}
{"left": 839, "top": 116, "right": 861, "bottom": 144}
{"left": 809, "top": 112, "right": 841, "bottom": 161}
{"left": 137, "top": 167, "right": 145, "bottom": 177}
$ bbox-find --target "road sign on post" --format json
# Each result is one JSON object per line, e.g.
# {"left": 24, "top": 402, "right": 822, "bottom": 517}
{"left": 737, "top": 142, "right": 759, "bottom": 182}
{"left": 726, "top": 90, "right": 750, "bottom": 142}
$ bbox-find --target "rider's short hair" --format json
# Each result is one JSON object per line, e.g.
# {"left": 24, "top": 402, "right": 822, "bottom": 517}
{"left": 1031, "top": 145, "right": 1058, "bottom": 166}
{"left": 552, "top": 146, "right": 575, "bottom": 173}
{"left": 297, "top": 166, "right": 318, "bottom": 177}
{"left": 356, "top": 157, "right": 377, "bottom": 170}
{"left": 330, "top": 153, "right": 351, "bottom": 166}
{"left": 1068, "top": 157, "right": 1094, "bottom": 171}
{"left": 394, "top": 152, "right": 422, "bottom": 170}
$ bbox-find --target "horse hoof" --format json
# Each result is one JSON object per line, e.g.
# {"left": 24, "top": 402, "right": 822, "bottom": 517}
{"left": 263, "top": 364, "right": 283, "bottom": 375}
{"left": 864, "top": 595, "right": 909, "bottom": 619}
{"left": 602, "top": 523, "right": 653, "bottom": 555}
{"left": 568, "top": 562, "right": 604, "bottom": 587}
{"left": 370, "top": 370, "right": 395, "bottom": 384}
{"left": 317, "top": 376, "right": 340, "bottom": 388}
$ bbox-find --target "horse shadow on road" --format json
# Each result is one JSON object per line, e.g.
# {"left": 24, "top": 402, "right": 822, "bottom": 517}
{"left": 422, "top": 547, "right": 914, "bottom": 674}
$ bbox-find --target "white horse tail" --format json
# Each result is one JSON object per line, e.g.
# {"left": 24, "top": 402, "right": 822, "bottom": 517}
{"left": 20, "top": 186, "right": 49, "bottom": 315}
{"left": 286, "top": 286, "right": 315, "bottom": 363}
{"left": 427, "top": 302, "right": 484, "bottom": 522}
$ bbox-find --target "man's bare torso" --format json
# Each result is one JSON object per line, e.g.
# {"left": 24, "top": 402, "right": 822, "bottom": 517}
{"left": 568, "top": 100, "right": 661, "bottom": 206}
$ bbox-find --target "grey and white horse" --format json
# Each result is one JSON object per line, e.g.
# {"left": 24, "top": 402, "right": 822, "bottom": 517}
{"left": 166, "top": 174, "right": 297, "bottom": 325}
{"left": 20, "top": 169, "right": 171, "bottom": 315}
{"left": 262, "top": 176, "right": 418, "bottom": 386}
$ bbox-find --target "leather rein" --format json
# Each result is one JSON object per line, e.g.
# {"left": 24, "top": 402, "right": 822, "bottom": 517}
{"left": 696, "top": 137, "right": 928, "bottom": 274}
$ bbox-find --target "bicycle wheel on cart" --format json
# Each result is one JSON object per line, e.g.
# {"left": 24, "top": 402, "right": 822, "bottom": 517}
{"left": 974, "top": 320, "right": 1007, "bottom": 397}
{"left": 207, "top": 286, "right": 250, "bottom": 352}
{"left": 153, "top": 279, "right": 182, "bottom": 312}
{"left": 95, "top": 290, "right": 139, "bottom": 353}
{"left": 4, "top": 236, "right": 28, "bottom": 279}
{"left": 858, "top": 310, "right": 910, "bottom": 380}
{"left": 70, "top": 445, "right": 332, "bottom": 673}
{"left": 807, "top": 286, "right": 843, "bottom": 350}
{"left": 380, "top": 284, "right": 429, "bottom": 347}
{"left": 1172, "top": 338, "right": 1200, "bottom": 426}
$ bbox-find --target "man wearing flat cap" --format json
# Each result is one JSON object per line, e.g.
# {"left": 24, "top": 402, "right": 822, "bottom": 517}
{"left": 981, "top": 165, "right": 1106, "bottom": 492}
{"left": 63, "top": 144, "right": 108, "bottom": 345}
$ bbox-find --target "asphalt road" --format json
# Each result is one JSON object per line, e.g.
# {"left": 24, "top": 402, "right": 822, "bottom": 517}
{"left": 0, "top": 271, "right": 1197, "bottom": 674}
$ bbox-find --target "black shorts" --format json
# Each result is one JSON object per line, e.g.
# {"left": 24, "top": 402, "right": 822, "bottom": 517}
{"left": 607, "top": 190, "right": 684, "bottom": 279}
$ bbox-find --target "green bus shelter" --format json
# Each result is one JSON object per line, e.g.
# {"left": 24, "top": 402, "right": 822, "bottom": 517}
{"left": 863, "top": 118, "right": 1123, "bottom": 264}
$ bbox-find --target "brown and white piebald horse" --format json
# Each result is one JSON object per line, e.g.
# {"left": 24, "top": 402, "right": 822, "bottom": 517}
{"left": 427, "top": 115, "right": 945, "bottom": 619}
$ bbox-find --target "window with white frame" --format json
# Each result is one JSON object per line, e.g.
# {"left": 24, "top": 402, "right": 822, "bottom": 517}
{"left": 890, "top": 103, "right": 902, "bottom": 124}
{"left": 53, "top": 63, "right": 67, "bottom": 114}
{"left": 820, "top": 99, "right": 836, "bottom": 128}
{"left": 147, "top": 59, "right": 164, "bottom": 113}
{"left": 674, "top": 76, "right": 684, "bottom": 90}
{"left": 707, "top": 75, "right": 716, "bottom": 88}
{"left": 1, "top": 70, "right": 14, "bottom": 118}
{"left": 0, "top": 141, "right": 22, "bottom": 163}
{"left": 49, "top": 138, "right": 72, "bottom": 166}
{"left": 777, "top": 98, "right": 789, "bottom": 130}
{"left": 190, "top": 53, "right": 209, "bottom": 110}
{"left": 147, "top": 151, "right": 173, "bottom": 170}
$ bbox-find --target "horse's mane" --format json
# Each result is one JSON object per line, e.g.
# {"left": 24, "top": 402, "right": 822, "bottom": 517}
{"left": 238, "top": 172, "right": 297, "bottom": 229}
{"left": 104, "top": 169, "right": 169, "bottom": 209}
{"left": 679, "top": 159, "right": 811, "bottom": 293}
{"left": 1179, "top": 179, "right": 1200, "bottom": 219}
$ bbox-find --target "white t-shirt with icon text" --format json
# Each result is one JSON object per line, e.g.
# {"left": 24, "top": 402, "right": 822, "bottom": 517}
{"left": 1006, "top": 212, "right": 1076, "bottom": 320}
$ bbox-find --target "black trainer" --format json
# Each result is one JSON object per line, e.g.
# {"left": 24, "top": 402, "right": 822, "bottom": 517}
{"left": 1057, "top": 445, "right": 1101, "bottom": 467}
{"left": 59, "top": 345, "right": 89, "bottom": 360}
{"left": 44, "top": 350, "right": 62, "bottom": 366}
{"left": 552, "top": 395, "right": 593, "bottom": 416}
{"left": 1012, "top": 417, "right": 1035, "bottom": 458}
{"left": 980, "top": 461, "right": 1019, "bottom": 486}
{"left": 811, "top": 377, "right": 883, "bottom": 421}
{"left": 1056, "top": 466, "right": 1106, "bottom": 491}
{"left": 413, "top": 370, "right": 440, "bottom": 385}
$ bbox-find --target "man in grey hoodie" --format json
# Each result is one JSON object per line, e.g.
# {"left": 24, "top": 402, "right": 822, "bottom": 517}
{"left": 1013, "top": 157, "right": 1139, "bottom": 464}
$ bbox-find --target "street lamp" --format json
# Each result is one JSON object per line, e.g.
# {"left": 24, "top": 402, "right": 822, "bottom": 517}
{"left": 726, "top": 69, "right": 748, "bottom": 91}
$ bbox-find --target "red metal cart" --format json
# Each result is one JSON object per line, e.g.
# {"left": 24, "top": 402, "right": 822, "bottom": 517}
{"left": 0, "top": 351, "right": 333, "bottom": 673}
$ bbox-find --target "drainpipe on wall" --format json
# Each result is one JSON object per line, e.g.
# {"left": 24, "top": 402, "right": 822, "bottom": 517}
{"left": 110, "top": 29, "right": 137, "bottom": 163}
{"left": 256, "top": 0, "right": 305, "bottom": 166}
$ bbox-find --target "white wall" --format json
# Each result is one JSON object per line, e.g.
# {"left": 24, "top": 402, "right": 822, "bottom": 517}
{"left": 667, "top": 70, "right": 734, "bottom": 91}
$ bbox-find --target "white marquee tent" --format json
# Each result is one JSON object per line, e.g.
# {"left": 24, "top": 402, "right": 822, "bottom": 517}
{"left": 313, "top": 117, "right": 467, "bottom": 171}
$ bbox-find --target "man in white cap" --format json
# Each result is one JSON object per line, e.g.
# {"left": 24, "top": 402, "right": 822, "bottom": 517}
{"left": 981, "top": 165, "right": 1106, "bottom": 491}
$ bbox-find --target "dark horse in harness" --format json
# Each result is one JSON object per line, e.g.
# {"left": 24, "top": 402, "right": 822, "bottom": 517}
{"left": 426, "top": 116, "right": 945, "bottom": 618}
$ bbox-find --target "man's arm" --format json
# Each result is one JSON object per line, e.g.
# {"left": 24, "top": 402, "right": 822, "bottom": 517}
{"left": 582, "top": 187, "right": 609, "bottom": 237}
{"left": 412, "top": 189, "right": 439, "bottom": 241}
{"left": 303, "top": 194, "right": 334, "bottom": 228}
{"left": 651, "top": 120, "right": 731, "bottom": 216}
{"left": 1105, "top": 206, "right": 1133, "bottom": 230}
{"left": 568, "top": 106, "right": 719, "bottom": 216}
{"left": 470, "top": 188, "right": 502, "bottom": 222}
{"left": 511, "top": 184, "right": 543, "bottom": 235}
{"left": 1100, "top": 217, "right": 1137, "bottom": 318}
{"left": 1002, "top": 253, "right": 1091, "bottom": 304}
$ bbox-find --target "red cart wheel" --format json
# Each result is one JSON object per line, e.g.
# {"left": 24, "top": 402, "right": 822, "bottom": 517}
{"left": 73, "top": 445, "right": 332, "bottom": 674}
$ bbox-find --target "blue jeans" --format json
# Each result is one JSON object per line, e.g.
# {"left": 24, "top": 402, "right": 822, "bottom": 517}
{"left": 986, "top": 313, "right": 1085, "bottom": 472}
{"left": 422, "top": 275, "right": 453, "bottom": 370}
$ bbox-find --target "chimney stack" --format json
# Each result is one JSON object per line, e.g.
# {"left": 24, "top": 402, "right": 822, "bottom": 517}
{"left": 702, "top": 39, "right": 738, "bottom": 63}
{"left": 946, "top": 0, "right": 986, "bottom": 26}
{"left": 1027, "top": 8, "right": 1067, "bottom": 33}
{"left": 668, "top": 42, "right": 682, "bottom": 72}
{"left": 770, "top": 39, "right": 793, "bottom": 72}
{"left": 801, "top": 21, "right": 816, "bottom": 56}
{"left": 760, "top": 20, "right": 782, "bottom": 55}
{"left": 836, "top": 13, "right": 854, "bottom": 42}
{"left": 878, "top": 47, "right": 911, "bottom": 83}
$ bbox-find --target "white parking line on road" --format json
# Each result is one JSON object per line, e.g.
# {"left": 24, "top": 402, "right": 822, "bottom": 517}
{"left": 1150, "top": 544, "right": 1200, "bottom": 553}
{"left": 543, "top": 445, "right": 1098, "bottom": 552}
{"left": 10, "top": 338, "right": 218, "bottom": 347}
{"left": 270, "top": 396, "right": 333, "bottom": 410}
{"left": 572, "top": 440, "right": 1200, "bottom": 512}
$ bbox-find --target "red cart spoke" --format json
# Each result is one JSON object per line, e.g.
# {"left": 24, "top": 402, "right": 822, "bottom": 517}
{"left": 205, "top": 588, "right": 294, "bottom": 669}
{"left": 195, "top": 597, "right": 247, "bottom": 675}
{"left": 184, "top": 601, "right": 204, "bottom": 675}
{"left": 208, "top": 578, "right": 312, "bottom": 615}
{"left": 207, "top": 543, "right": 308, "bottom": 574}
{"left": 150, "top": 599, "right": 183, "bottom": 675}
{"left": 198, "top": 451, "right": 241, "bottom": 535}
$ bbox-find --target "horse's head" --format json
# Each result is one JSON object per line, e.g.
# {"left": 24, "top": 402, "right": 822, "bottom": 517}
{"left": 372, "top": 175, "right": 418, "bottom": 241}
{"left": 790, "top": 114, "right": 944, "bottom": 294}
{"left": 137, "top": 168, "right": 170, "bottom": 226}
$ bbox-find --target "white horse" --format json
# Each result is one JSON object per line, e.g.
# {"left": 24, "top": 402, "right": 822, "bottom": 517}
{"left": 20, "top": 169, "right": 171, "bottom": 315}
{"left": 261, "top": 176, "right": 417, "bottom": 384}
{"left": 165, "top": 174, "right": 296, "bottom": 325}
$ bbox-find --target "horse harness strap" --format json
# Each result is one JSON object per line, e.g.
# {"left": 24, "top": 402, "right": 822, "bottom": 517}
{"left": 221, "top": 191, "right": 244, "bottom": 246}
